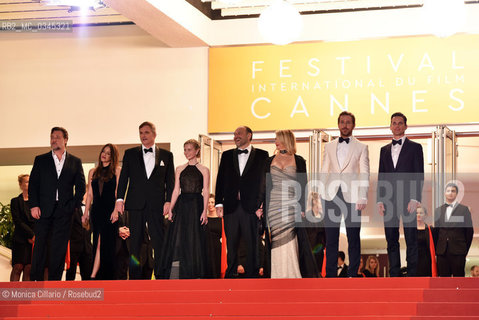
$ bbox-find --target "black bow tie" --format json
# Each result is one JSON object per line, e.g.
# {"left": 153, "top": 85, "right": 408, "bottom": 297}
{"left": 337, "top": 266, "right": 343, "bottom": 270}
{"left": 237, "top": 149, "right": 249, "bottom": 155}
{"left": 392, "top": 139, "right": 402, "bottom": 146}
{"left": 446, "top": 203, "right": 454, "bottom": 208}
{"left": 338, "top": 137, "right": 350, "bottom": 144}
{"left": 144, "top": 148, "right": 153, "bottom": 154}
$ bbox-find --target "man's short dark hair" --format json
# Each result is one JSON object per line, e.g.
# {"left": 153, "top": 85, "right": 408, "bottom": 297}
{"left": 139, "top": 121, "right": 156, "bottom": 135}
{"left": 244, "top": 126, "right": 253, "bottom": 141}
{"left": 51, "top": 127, "right": 68, "bottom": 140}
{"left": 445, "top": 183, "right": 459, "bottom": 193}
{"left": 390, "top": 112, "right": 407, "bottom": 125}
{"left": 338, "top": 251, "right": 345, "bottom": 261}
{"left": 337, "top": 111, "right": 355, "bottom": 126}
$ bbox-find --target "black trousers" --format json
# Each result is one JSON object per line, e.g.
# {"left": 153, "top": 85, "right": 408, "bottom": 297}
{"left": 384, "top": 202, "right": 418, "bottom": 277}
{"left": 223, "top": 205, "right": 259, "bottom": 278}
{"left": 65, "top": 248, "right": 93, "bottom": 281}
{"left": 128, "top": 208, "right": 163, "bottom": 279}
{"left": 323, "top": 190, "right": 361, "bottom": 278}
{"left": 437, "top": 252, "right": 466, "bottom": 277}
{"left": 31, "top": 206, "right": 74, "bottom": 281}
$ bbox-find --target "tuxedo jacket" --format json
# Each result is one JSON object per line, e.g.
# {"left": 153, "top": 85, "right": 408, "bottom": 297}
{"left": 338, "top": 264, "right": 348, "bottom": 277}
{"left": 434, "top": 203, "right": 474, "bottom": 256}
{"left": 320, "top": 136, "right": 370, "bottom": 203}
{"left": 117, "top": 146, "right": 175, "bottom": 211}
{"left": 377, "top": 138, "right": 424, "bottom": 205}
{"left": 215, "top": 147, "right": 269, "bottom": 215}
{"left": 10, "top": 194, "right": 35, "bottom": 244}
{"left": 28, "top": 151, "right": 86, "bottom": 218}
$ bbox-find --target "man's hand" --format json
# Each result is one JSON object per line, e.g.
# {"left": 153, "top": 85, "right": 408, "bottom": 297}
{"left": 216, "top": 207, "right": 224, "bottom": 218}
{"left": 28, "top": 236, "right": 35, "bottom": 244}
{"left": 81, "top": 213, "right": 89, "bottom": 226}
{"left": 163, "top": 202, "right": 171, "bottom": 217}
{"left": 31, "top": 207, "right": 41, "bottom": 219}
{"left": 377, "top": 202, "right": 385, "bottom": 216}
{"left": 407, "top": 200, "right": 419, "bottom": 214}
{"left": 115, "top": 201, "right": 124, "bottom": 215}
{"left": 356, "top": 199, "right": 367, "bottom": 211}
{"left": 119, "top": 226, "right": 130, "bottom": 240}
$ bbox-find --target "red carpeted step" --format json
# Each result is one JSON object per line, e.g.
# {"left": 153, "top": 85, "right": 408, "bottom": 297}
{"left": 0, "top": 288, "right": 427, "bottom": 305}
{"left": 4, "top": 317, "right": 479, "bottom": 320}
{"left": 423, "top": 288, "right": 479, "bottom": 302}
{"left": 417, "top": 302, "right": 479, "bottom": 316}
{"left": 0, "top": 277, "right": 435, "bottom": 290}
{"left": 0, "top": 302, "right": 419, "bottom": 317}
{"left": 1, "top": 278, "right": 478, "bottom": 319}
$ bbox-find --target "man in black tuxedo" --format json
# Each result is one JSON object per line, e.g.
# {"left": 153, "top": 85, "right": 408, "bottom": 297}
{"left": 115, "top": 121, "right": 174, "bottom": 279}
{"left": 215, "top": 126, "right": 268, "bottom": 278}
{"left": 377, "top": 112, "right": 424, "bottom": 277}
{"left": 29, "top": 127, "right": 86, "bottom": 281}
{"left": 434, "top": 183, "right": 474, "bottom": 277}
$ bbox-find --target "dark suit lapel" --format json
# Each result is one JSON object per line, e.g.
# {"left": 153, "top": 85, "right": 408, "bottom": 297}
{"left": 384, "top": 144, "right": 394, "bottom": 171}
{"left": 233, "top": 149, "right": 240, "bottom": 176}
{"left": 137, "top": 147, "right": 148, "bottom": 180}
{"left": 242, "top": 147, "right": 256, "bottom": 177}
{"left": 440, "top": 205, "right": 447, "bottom": 225}
{"left": 58, "top": 153, "right": 71, "bottom": 181}
{"left": 150, "top": 146, "right": 160, "bottom": 178}
{"left": 450, "top": 204, "right": 461, "bottom": 220}
{"left": 395, "top": 138, "right": 410, "bottom": 170}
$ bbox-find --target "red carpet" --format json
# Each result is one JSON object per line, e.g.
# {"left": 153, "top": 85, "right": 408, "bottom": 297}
{"left": 1, "top": 278, "right": 478, "bottom": 319}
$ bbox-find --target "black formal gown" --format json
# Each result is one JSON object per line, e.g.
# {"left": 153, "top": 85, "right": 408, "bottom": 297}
{"left": 416, "top": 227, "right": 432, "bottom": 277}
{"left": 206, "top": 217, "right": 222, "bottom": 278}
{"left": 90, "top": 167, "right": 118, "bottom": 280}
{"left": 10, "top": 195, "right": 35, "bottom": 266}
{"left": 160, "top": 164, "right": 207, "bottom": 279}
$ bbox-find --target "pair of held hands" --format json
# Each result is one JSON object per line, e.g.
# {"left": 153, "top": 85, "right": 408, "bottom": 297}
{"left": 377, "top": 200, "right": 420, "bottom": 215}
{"left": 113, "top": 200, "right": 208, "bottom": 226}
{"left": 214, "top": 206, "right": 266, "bottom": 220}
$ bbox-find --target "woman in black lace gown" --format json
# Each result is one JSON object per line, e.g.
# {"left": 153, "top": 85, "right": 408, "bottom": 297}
{"left": 160, "top": 139, "right": 210, "bottom": 279}
{"left": 82, "top": 144, "right": 121, "bottom": 280}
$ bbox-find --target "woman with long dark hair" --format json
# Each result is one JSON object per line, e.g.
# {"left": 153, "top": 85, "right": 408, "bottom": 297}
{"left": 82, "top": 143, "right": 121, "bottom": 279}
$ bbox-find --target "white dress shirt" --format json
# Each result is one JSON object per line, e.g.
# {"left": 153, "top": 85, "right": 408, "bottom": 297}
{"left": 391, "top": 136, "right": 406, "bottom": 168}
{"left": 238, "top": 144, "right": 252, "bottom": 176}
{"left": 143, "top": 145, "right": 156, "bottom": 179}
{"left": 445, "top": 201, "right": 457, "bottom": 221}
{"left": 336, "top": 137, "right": 351, "bottom": 170}
{"left": 52, "top": 150, "right": 66, "bottom": 201}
